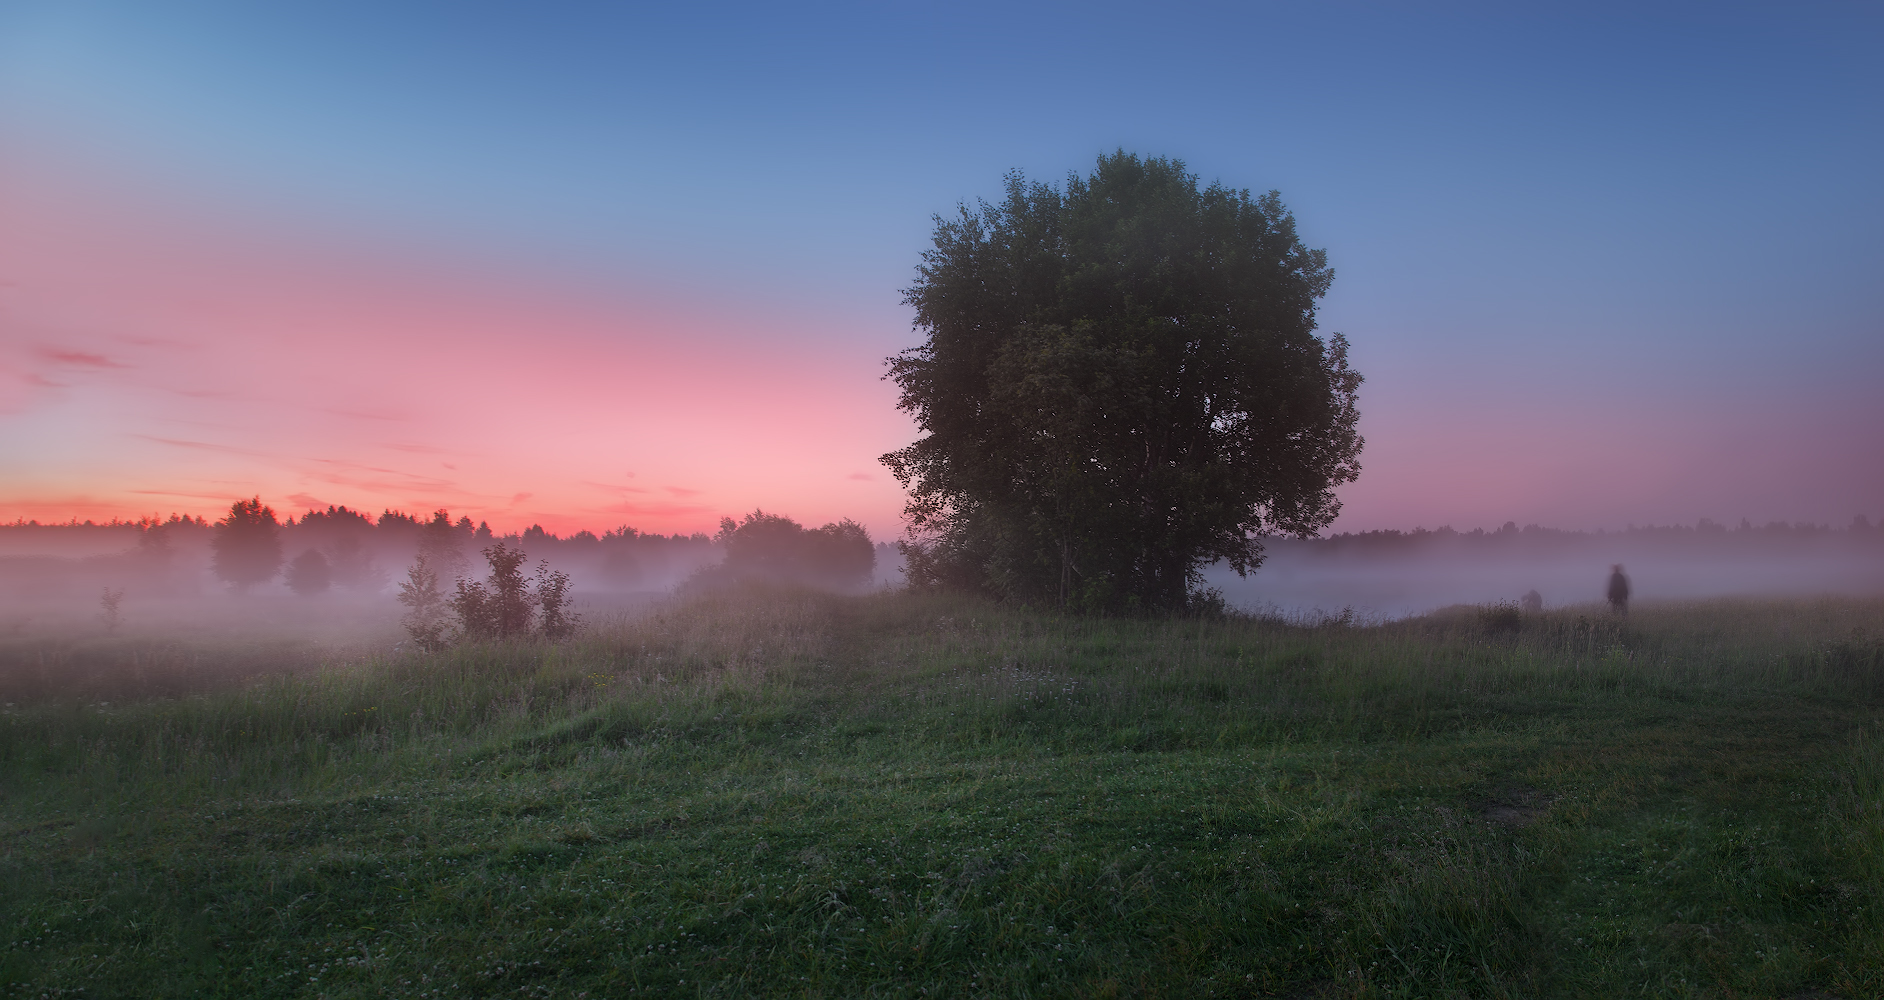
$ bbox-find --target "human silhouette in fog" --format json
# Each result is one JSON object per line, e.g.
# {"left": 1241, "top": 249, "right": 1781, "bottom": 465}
{"left": 1606, "top": 564, "right": 1630, "bottom": 614}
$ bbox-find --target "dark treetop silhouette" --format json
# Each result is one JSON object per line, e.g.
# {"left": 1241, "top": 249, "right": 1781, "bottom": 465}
{"left": 883, "top": 152, "right": 1363, "bottom": 613}
{"left": 1608, "top": 564, "right": 1632, "bottom": 614}
{"left": 686, "top": 511, "right": 875, "bottom": 592}
{"left": 211, "top": 497, "right": 283, "bottom": 589}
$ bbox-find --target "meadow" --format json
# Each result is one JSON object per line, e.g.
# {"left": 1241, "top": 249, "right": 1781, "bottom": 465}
{"left": 1, "top": 589, "right": 1881, "bottom": 998}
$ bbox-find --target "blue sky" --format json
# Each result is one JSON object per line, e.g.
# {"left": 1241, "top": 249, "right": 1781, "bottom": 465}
{"left": 2, "top": 1, "right": 1880, "bottom": 533}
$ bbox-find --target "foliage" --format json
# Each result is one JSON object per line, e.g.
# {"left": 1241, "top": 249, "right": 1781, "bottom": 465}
{"left": 883, "top": 152, "right": 1363, "bottom": 613}
{"left": 210, "top": 496, "right": 283, "bottom": 589}
{"left": 283, "top": 548, "right": 332, "bottom": 596}
{"left": 293, "top": 505, "right": 381, "bottom": 588}
{"left": 446, "top": 542, "right": 583, "bottom": 643}
{"left": 1, "top": 594, "right": 1881, "bottom": 997}
{"left": 703, "top": 510, "right": 876, "bottom": 590}
{"left": 531, "top": 560, "right": 581, "bottom": 641}
{"left": 293, "top": 504, "right": 374, "bottom": 536}
{"left": 0, "top": 508, "right": 725, "bottom": 600}
{"left": 395, "top": 554, "right": 451, "bottom": 653}
{"left": 450, "top": 542, "right": 535, "bottom": 640}
{"left": 417, "top": 508, "right": 471, "bottom": 579}
{"left": 1478, "top": 599, "right": 1524, "bottom": 634}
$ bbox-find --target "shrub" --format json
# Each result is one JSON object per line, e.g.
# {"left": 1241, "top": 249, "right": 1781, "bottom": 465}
{"left": 1479, "top": 601, "right": 1524, "bottom": 635}
{"left": 432, "top": 543, "right": 585, "bottom": 645}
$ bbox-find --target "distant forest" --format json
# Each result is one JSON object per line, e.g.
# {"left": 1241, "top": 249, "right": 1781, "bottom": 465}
{"left": 1298, "top": 517, "right": 1883, "bottom": 557}
{"left": 1, "top": 509, "right": 1875, "bottom": 603}
{"left": 0, "top": 506, "right": 898, "bottom": 602}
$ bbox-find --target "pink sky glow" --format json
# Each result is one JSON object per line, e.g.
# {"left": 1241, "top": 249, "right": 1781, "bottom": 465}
{"left": 3, "top": 147, "right": 1879, "bottom": 540}
{"left": 1, "top": 153, "right": 915, "bottom": 536}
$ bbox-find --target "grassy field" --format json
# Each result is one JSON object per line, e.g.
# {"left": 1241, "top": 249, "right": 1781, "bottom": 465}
{"left": 2, "top": 589, "right": 1881, "bottom": 999}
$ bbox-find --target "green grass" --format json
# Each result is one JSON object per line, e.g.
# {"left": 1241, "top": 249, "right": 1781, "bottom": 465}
{"left": 2, "top": 589, "right": 1882, "bottom": 998}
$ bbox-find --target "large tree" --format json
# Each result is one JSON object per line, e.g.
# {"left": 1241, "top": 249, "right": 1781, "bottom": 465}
{"left": 212, "top": 497, "right": 283, "bottom": 589}
{"left": 882, "top": 152, "right": 1362, "bottom": 612}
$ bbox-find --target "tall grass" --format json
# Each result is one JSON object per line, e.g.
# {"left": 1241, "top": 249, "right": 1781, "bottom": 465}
{"left": 2, "top": 589, "right": 1881, "bottom": 997}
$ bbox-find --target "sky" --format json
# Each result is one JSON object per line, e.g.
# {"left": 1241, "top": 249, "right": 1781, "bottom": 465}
{"left": 2, "top": 1, "right": 1880, "bottom": 539}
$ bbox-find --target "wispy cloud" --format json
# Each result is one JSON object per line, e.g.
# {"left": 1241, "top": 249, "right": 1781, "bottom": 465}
{"left": 38, "top": 348, "right": 129, "bottom": 369}
{"left": 302, "top": 458, "right": 459, "bottom": 495}
{"left": 128, "top": 488, "right": 245, "bottom": 501}
{"left": 597, "top": 499, "right": 717, "bottom": 518}
{"left": 132, "top": 434, "right": 269, "bottom": 457}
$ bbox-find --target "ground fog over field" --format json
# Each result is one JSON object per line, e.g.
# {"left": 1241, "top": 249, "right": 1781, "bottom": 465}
{"left": 1209, "top": 520, "right": 1884, "bottom": 619}
{"left": 3, "top": 515, "right": 1880, "bottom": 648}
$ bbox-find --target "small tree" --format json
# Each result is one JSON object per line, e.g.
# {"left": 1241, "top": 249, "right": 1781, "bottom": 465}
{"left": 284, "top": 549, "right": 332, "bottom": 596}
{"left": 396, "top": 554, "right": 451, "bottom": 653}
{"left": 532, "top": 562, "right": 582, "bottom": 641}
{"left": 450, "top": 542, "right": 536, "bottom": 640}
{"left": 98, "top": 587, "right": 125, "bottom": 634}
{"left": 212, "top": 497, "right": 283, "bottom": 589}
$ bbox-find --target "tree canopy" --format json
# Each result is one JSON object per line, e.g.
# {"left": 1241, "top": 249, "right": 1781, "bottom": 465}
{"left": 882, "top": 152, "right": 1362, "bottom": 613}
{"left": 704, "top": 511, "right": 875, "bottom": 590}
{"left": 211, "top": 496, "right": 283, "bottom": 589}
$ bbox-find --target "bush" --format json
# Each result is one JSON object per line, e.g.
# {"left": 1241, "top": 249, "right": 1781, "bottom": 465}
{"left": 694, "top": 510, "right": 875, "bottom": 591}
{"left": 451, "top": 542, "right": 535, "bottom": 640}
{"left": 406, "top": 542, "right": 585, "bottom": 647}
{"left": 1479, "top": 601, "right": 1524, "bottom": 635}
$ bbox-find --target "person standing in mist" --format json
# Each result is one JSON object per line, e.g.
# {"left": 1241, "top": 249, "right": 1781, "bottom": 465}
{"left": 1607, "top": 564, "right": 1631, "bottom": 614}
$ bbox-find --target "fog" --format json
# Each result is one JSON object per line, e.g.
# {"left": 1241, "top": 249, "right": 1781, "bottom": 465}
{"left": 0, "top": 509, "right": 908, "bottom": 648}
{"left": 5, "top": 515, "right": 1881, "bottom": 649}
{"left": 1207, "top": 521, "right": 1884, "bottom": 620}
